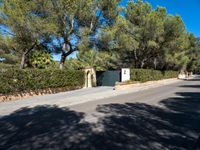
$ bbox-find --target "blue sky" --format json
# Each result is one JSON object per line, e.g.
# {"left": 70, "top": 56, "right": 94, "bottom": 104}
{"left": 121, "top": 0, "right": 200, "bottom": 37}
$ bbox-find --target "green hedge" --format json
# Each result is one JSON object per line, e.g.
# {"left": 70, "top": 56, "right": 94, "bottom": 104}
{"left": 0, "top": 69, "right": 84, "bottom": 94}
{"left": 130, "top": 69, "right": 178, "bottom": 82}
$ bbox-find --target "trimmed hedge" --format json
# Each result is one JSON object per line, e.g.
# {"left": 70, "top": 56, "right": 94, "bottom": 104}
{"left": 130, "top": 69, "right": 178, "bottom": 82}
{"left": 0, "top": 69, "right": 84, "bottom": 94}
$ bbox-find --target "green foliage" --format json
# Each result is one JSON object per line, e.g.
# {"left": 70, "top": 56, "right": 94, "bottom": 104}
{"left": 99, "top": 0, "right": 195, "bottom": 71}
{"left": 77, "top": 50, "right": 117, "bottom": 71}
{"left": 0, "top": 0, "right": 198, "bottom": 72}
{"left": 65, "top": 49, "right": 118, "bottom": 71}
{"left": 0, "top": 0, "right": 56, "bottom": 68}
{"left": 0, "top": 69, "right": 84, "bottom": 94}
{"left": 31, "top": 51, "right": 54, "bottom": 69}
{"left": 187, "top": 37, "right": 200, "bottom": 73}
{"left": 0, "top": 53, "right": 19, "bottom": 64}
{"left": 130, "top": 69, "right": 177, "bottom": 82}
{"left": 39, "top": 0, "right": 122, "bottom": 69}
{"left": 0, "top": 33, "right": 20, "bottom": 64}
{"left": 0, "top": 63, "right": 18, "bottom": 70}
{"left": 65, "top": 58, "right": 82, "bottom": 70}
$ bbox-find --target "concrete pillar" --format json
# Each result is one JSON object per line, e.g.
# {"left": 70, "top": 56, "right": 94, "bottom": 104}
{"left": 121, "top": 68, "right": 130, "bottom": 82}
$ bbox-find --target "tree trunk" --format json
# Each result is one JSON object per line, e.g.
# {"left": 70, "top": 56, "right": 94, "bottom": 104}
{"left": 140, "top": 59, "right": 145, "bottom": 68}
{"left": 154, "top": 58, "right": 157, "bottom": 70}
{"left": 134, "top": 59, "right": 137, "bottom": 68}
{"left": 20, "top": 52, "right": 26, "bottom": 69}
{"left": 134, "top": 50, "right": 138, "bottom": 68}
{"left": 59, "top": 52, "right": 67, "bottom": 70}
{"left": 19, "top": 42, "right": 37, "bottom": 69}
{"left": 140, "top": 62, "right": 144, "bottom": 68}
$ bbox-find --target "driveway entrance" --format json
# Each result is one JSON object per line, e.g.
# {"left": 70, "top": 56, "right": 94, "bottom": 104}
{"left": 96, "top": 70, "right": 121, "bottom": 86}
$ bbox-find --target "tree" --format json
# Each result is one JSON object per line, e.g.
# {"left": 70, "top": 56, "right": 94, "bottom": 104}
{"left": 100, "top": 0, "right": 192, "bottom": 71}
{"left": 42, "top": 0, "right": 121, "bottom": 69}
{"left": 100, "top": 0, "right": 166, "bottom": 68}
{"left": 0, "top": 33, "right": 19, "bottom": 64}
{"left": 0, "top": 0, "right": 56, "bottom": 69}
{"left": 0, "top": 0, "right": 195, "bottom": 72}
{"left": 163, "top": 16, "right": 191, "bottom": 71}
{"left": 65, "top": 49, "right": 117, "bottom": 71}
{"left": 77, "top": 49, "right": 117, "bottom": 71}
{"left": 187, "top": 37, "right": 200, "bottom": 73}
{"left": 98, "top": 15, "right": 138, "bottom": 68}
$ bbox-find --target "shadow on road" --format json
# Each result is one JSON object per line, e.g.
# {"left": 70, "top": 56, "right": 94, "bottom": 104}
{"left": 0, "top": 105, "right": 94, "bottom": 150}
{"left": 96, "top": 92, "right": 200, "bottom": 150}
{"left": 185, "top": 77, "right": 200, "bottom": 82}
{"left": 180, "top": 85, "right": 200, "bottom": 88}
{"left": 180, "top": 77, "right": 200, "bottom": 88}
{"left": 0, "top": 93, "right": 200, "bottom": 149}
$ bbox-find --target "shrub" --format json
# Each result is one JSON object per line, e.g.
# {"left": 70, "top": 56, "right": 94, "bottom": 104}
{"left": 0, "top": 69, "right": 84, "bottom": 94}
{"left": 130, "top": 69, "right": 178, "bottom": 82}
{"left": 31, "top": 51, "right": 54, "bottom": 69}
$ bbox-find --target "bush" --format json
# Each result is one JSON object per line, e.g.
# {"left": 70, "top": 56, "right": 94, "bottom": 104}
{"left": 130, "top": 69, "right": 178, "bottom": 82}
{"left": 0, "top": 69, "right": 84, "bottom": 94}
{"left": 31, "top": 51, "right": 54, "bottom": 69}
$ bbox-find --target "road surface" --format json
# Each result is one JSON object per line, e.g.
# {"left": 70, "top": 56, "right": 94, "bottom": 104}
{"left": 0, "top": 76, "right": 200, "bottom": 150}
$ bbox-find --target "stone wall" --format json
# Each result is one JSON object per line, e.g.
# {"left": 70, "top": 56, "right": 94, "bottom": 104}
{"left": 0, "top": 86, "right": 82, "bottom": 102}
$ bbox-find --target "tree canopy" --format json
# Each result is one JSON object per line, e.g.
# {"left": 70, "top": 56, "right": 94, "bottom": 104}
{"left": 0, "top": 0, "right": 56, "bottom": 68}
{"left": 99, "top": 0, "right": 195, "bottom": 71}
{"left": 0, "top": 0, "right": 199, "bottom": 72}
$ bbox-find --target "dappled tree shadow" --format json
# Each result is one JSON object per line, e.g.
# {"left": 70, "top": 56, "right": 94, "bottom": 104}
{"left": 95, "top": 92, "right": 200, "bottom": 150}
{"left": 0, "top": 92, "right": 200, "bottom": 149}
{"left": 0, "top": 105, "right": 95, "bottom": 150}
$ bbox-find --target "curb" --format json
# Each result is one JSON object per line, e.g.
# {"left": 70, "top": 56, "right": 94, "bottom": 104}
{"left": 115, "top": 78, "right": 179, "bottom": 90}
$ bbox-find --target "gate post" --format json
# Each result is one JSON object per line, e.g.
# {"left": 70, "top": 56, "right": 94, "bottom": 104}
{"left": 121, "top": 68, "right": 130, "bottom": 82}
{"left": 83, "top": 67, "right": 96, "bottom": 88}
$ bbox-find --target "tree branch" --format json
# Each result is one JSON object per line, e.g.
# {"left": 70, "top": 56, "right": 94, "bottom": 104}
{"left": 24, "top": 41, "right": 37, "bottom": 55}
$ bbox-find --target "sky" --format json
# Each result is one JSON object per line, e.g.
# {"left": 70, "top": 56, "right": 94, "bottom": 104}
{"left": 121, "top": 0, "right": 200, "bottom": 37}
{"left": 54, "top": 0, "right": 200, "bottom": 61}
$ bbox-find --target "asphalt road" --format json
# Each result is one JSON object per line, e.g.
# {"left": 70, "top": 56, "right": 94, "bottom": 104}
{"left": 0, "top": 76, "right": 200, "bottom": 150}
